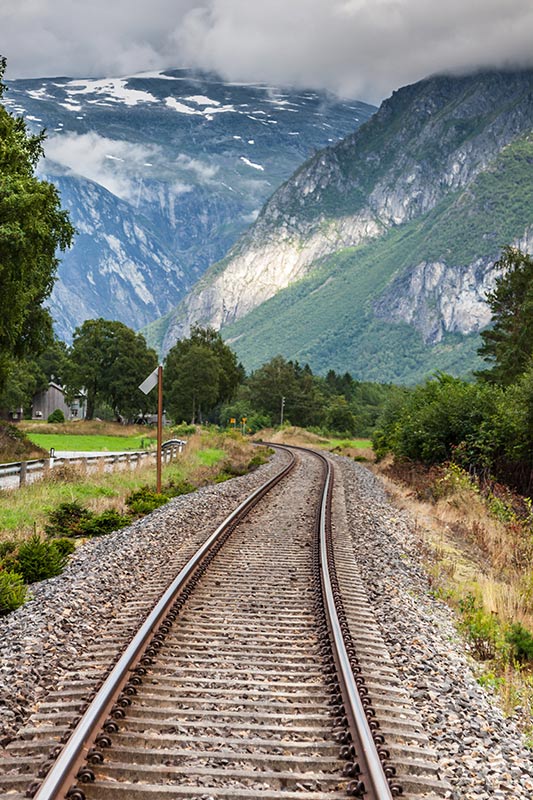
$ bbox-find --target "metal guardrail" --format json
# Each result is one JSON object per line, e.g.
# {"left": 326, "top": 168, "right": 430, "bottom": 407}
{"left": 0, "top": 441, "right": 187, "bottom": 490}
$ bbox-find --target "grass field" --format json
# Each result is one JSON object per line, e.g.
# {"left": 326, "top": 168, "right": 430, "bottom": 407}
{"left": 322, "top": 438, "right": 372, "bottom": 449}
{"left": 0, "top": 431, "right": 254, "bottom": 539}
{"left": 26, "top": 433, "right": 157, "bottom": 452}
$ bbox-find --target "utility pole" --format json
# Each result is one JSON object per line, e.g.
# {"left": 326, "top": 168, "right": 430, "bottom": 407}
{"left": 280, "top": 396, "right": 285, "bottom": 427}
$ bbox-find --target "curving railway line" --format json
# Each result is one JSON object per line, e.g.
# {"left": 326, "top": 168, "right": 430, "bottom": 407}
{"left": 0, "top": 445, "right": 447, "bottom": 799}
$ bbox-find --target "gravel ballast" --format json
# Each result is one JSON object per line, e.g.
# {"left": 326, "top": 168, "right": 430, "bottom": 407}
{"left": 1, "top": 447, "right": 532, "bottom": 798}
{"left": 335, "top": 455, "right": 533, "bottom": 799}
{"left": 0, "top": 450, "right": 288, "bottom": 743}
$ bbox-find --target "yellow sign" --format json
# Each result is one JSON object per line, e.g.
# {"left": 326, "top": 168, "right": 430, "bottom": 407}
{"left": 230, "top": 418, "right": 236, "bottom": 424}
{"left": 241, "top": 417, "right": 247, "bottom": 422}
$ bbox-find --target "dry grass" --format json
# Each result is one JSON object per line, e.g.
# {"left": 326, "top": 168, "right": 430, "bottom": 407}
{"left": 374, "top": 458, "right": 533, "bottom": 733}
{"left": 19, "top": 419, "right": 158, "bottom": 437}
{"left": 254, "top": 426, "right": 330, "bottom": 446}
{"left": 375, "top": 462, "right": 533, "bottom": 626}
{"left": 0, "top": 430, "right": 258, "bottom": 543}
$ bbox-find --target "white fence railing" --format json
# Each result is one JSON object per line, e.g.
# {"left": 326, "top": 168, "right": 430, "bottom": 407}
{"left": 0, "top": 440, "right": 186, "bottom": 490}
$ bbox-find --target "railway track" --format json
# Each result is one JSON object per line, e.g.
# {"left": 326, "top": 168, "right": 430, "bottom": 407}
{"left": 1, "top": 445, "right": 447, "bottom": 799}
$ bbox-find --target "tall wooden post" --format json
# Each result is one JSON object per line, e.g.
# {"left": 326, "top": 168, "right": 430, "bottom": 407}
{"left": 156, "top": 365, "right": 163, "bottom": 493}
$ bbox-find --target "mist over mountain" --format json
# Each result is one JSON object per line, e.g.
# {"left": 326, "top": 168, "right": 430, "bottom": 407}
{"left": 4, "top": 69, "right": 375, "bottom": 340}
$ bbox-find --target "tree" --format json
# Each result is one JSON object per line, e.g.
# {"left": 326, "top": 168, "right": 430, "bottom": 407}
{"left": 64, "top": 319, "right": 158, "bottom": 420}
{"left": 372, "top": 373, "right": 500, "bottom": 465}
{"left": 0, "top": 338, "right": 70, "bottom": 417}
{"left": 0, "top": 58, "right": 74, "bottom": 390}
{"left": 188, "top": 326, "right": 243, "bottom": 401}
{"left": 165, "top": 344, "right": 220, "bottom": 423}
{"left": 0, "top": 358, "right": 46, "bottom": 417}
{"left": 325, "top": 396, "right": 357, "bottom": 435}
{"left": 164, "top": 327, "right": 242, "bottom": 423}
{"left": 248, "top": 356, "right": 300, "bottom": 423}
{"left": 478, "top": 247, "right": 533, "bottom": 386}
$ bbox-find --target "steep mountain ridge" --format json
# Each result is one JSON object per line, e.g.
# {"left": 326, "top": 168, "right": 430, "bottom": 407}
{"left": 4, "top": 69, "right": 375, "bottom": 339}
{"left": 160, "top": 70, "right": 533, "bottom": 358}
{"left": 222, "top": 129, "right": 533, "bottom": 382}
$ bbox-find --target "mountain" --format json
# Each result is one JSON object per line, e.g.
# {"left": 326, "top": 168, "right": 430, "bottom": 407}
{"left": 157, "top": 69, "right": 533, "bottom": 383}
{"left": 3, "top": 70, "right": 375, "bottom": 340}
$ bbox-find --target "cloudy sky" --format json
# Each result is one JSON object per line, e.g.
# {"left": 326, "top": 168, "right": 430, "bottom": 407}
{"left": 2, "top": 0, "right": 533, "bottom": 103}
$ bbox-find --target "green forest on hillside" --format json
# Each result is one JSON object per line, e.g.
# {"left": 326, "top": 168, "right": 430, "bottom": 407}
{"left": 224, "top": 135, "right": 533, "bottom": 382}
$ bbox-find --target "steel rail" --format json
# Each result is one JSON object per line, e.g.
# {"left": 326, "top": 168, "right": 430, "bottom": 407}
{"left": 32, "top": 447, "right": 295, "bottom": 800}
{"left": 317, "top": 451, "right": 394, "bottom": 799}
{"left": 276, "top": 444, "right": 396, "bottom": 799}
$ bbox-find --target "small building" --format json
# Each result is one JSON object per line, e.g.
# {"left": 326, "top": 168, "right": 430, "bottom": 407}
{"left": 32, "top": 382, "right": 87, "bottom": 421}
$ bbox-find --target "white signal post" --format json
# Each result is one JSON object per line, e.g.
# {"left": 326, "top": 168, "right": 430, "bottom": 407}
{"left": 156, "top": 365, "right": 163, "bottom": 493}
{"left": 139, "top": 364, "right": 163, "bottom": 493}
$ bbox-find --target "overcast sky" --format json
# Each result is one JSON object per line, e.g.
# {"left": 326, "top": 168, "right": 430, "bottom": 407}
{"left": 2, "top": 0, "right": 533, "bottom": 103}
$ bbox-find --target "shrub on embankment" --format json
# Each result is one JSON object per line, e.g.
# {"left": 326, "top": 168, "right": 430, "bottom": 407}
{"left": 0, "top": 429, "right": 270, "bottom": 616}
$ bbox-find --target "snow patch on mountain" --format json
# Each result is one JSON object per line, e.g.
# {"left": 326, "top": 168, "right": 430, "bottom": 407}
{"left": 66, "top": 78, "right": 157, "bottom": 106}
{"left": 240, "top": 157, "right": 264, "bottom": 171}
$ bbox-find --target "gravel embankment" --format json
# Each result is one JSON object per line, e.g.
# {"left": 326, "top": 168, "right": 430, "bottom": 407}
{"left": 0, "top": 449, "right": 288, "bottom": 743}
{"left": 335, "top": 455, "right": 533, "bottom": 800}
{"left": 2, "top": 447, "right": 532, "bottom": 798}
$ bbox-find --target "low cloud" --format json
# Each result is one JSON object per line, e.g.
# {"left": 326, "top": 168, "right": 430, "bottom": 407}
{"left": 175, "top": 154, "right": 219, "bottom": 182}
{"left": 2, "top": 1, "right": 533, "bottom": 102}
{"left": 44, "top": 132, "right": 158, "bottom": 200}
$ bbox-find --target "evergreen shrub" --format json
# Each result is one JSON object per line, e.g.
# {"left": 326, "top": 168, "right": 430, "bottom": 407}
{"left": 47, "top": 409, "right": 65, "bottom": 423}
{"left": 79, "top": 510, "right": 131, "bottom": 537}
{"left": 14, "top": 535, "right": 66, "bottom": 583}
{"left": 0, "top": 570, "right": 27, "bottom": 615}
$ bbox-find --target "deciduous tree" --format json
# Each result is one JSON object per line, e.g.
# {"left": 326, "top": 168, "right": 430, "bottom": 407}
{"left": 65, "top": 319, "right": 158, "bottom": 420}
{"left": 478, "top": 247, "right": 533, "bottom": 386}
{"left": 0, "top": 58, "right": 74, "bottom": 390}
{"left": 164, "top": 327, "right": 241, "bottom": 423}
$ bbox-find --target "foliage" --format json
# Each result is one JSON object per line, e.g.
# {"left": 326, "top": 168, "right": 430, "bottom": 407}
{"left": 0, "top": 339, "right": 71, "bottom": 416}
{"left": 324, "top": 396, "right": 357, "bottom": 435}
{"left": 13, "top": 534, "right": 67, "bottom": 583}
{"left": 47, "top": 408, "right": 65, "bottom": 424}
{"left": 477, "top": 247, "right": 533, "bottom": 386}
{"left": 458, "top": 593, "right": 499, "bottom": 661}
{"left": 170, "top": 423, "right": 196, "bottom": 437}
{"left": 166, "top": 343, "right": 220, "bottom": 424}
{"left": 64, "top": 318, "right": 158, "bottom": 420}
{"left": 0, "top": 58, "right": 75, "bottom": 391}
{"left": 78, "top": 509, "right": 131, "bottom": 537}
{"left": 52, "top": 537, "right": 76, "bottom": 558}
{"left": 505, "top": 622, "right": 533, "bottom": 664}
{"left": 0, "top": 358, "right": 45, "bottom": 415}
{"left": 45, "top": 501, "right": 130, "bottom": 538}
{"left": 0, "top": 539, "right": 17, "bottom": 560}
{"left": 373, "top": 373, "right": 501, "bottom": 465}
{"left": 0, "top": 570, "right": 27, "bottom": 615}
{"left": 45, "top": 501, "right": 93, "bottom": 538}
{"left": 164, "top": 478, "right": 196, "bottom": 497}
{"left": 125, "top": 486, "right": 169, "bottom": 515}
{"left": 164, "top": 326, "right": 242, "bottom": 424}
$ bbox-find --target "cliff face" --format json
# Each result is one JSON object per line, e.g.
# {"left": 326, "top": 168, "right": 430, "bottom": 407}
{"left": 4, "top": 69, "right": 374, "bottom": 340}
{"left": 161, "top": 69, "right": 533, "bottom": 363}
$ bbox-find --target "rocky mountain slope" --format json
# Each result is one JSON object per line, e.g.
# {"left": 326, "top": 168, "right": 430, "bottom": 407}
{"left": 4, "top": 70, "right": 375, "bottom": 340}
{"left": 158, "top": 69, "right": 533, "bottom": 382}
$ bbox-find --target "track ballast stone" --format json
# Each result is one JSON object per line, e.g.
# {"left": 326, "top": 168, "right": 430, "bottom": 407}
{"left": 2, "top": 447, "right": 532, "bottom": 798}
{"left": 0, "top": 450, "right": 289, "bottom": 744}
{"left": 335, "top": 455, "right": 533, "bottom": 800}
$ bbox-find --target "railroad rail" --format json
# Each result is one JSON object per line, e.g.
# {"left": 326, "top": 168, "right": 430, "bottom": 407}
{"left": 1, "top": 445, "right": 446, "bottom": 799}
